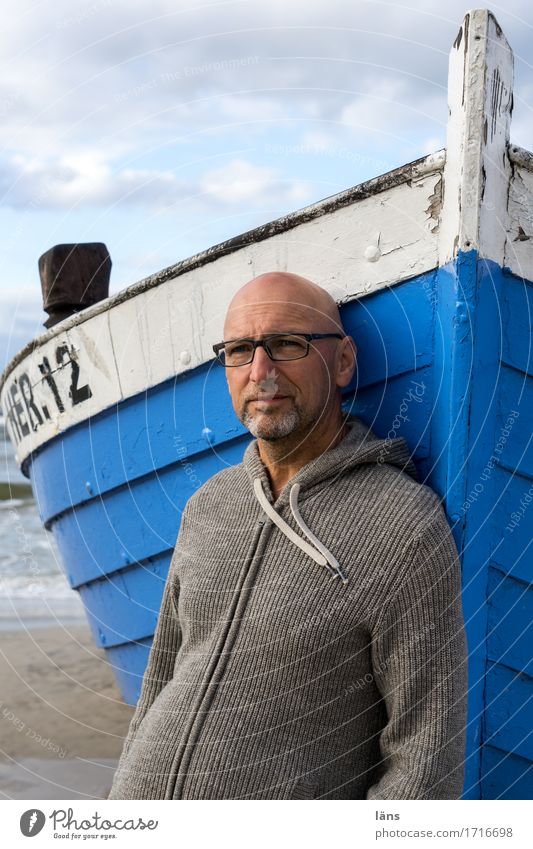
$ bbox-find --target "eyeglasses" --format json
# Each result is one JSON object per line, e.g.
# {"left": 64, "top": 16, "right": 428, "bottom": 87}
{"left": 212, "top": 332, "right": 344, "bottom": 367}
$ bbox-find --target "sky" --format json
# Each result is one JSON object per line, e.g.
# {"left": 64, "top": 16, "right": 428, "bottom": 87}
{"left": 1, "top": 0, "right": 532, "bottom": 366}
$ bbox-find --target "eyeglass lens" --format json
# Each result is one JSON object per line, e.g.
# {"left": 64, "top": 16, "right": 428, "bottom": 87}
{"left": 222, "top": 334, "right": 309, "bottom": 365}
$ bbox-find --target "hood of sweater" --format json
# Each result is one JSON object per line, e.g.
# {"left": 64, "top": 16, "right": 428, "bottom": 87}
{"left": 243, "top": 412, "right": 419, "bottom": 584}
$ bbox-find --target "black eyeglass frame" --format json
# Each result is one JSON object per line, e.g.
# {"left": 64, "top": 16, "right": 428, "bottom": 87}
{"left": 212, "top": 332, "right": 345, "bottom": 366}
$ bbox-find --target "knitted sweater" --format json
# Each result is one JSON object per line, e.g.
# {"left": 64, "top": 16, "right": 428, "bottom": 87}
{"left": 108, "top": 414, "right": 469, "bottom": 800}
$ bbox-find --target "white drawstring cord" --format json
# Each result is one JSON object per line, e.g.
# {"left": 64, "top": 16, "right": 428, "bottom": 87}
{"left": 289, "top": 483, "right": 349, "bottom": 583}
{"left": 253, "top": 478, "right": 348, "bottom": 583}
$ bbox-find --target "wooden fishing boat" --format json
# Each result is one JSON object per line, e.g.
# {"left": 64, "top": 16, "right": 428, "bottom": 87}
{"left": 1, "top": 10, "right": 531, "bottom": 799}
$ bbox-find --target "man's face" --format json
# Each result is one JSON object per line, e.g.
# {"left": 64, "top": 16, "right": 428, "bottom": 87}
{"left": 223, "top": 298, "right": 343, "bottom": 441}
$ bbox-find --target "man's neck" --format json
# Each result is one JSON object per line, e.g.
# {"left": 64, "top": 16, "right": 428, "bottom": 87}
{"left": 257, "top": 411, "right": 350, "bottom": 499}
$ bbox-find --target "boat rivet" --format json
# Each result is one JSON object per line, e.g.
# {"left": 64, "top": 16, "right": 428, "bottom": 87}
{"left": 364, "top": 244, "right": 381, "bottom": 262}
{"left": 180, "top": 350, "right": 191, "bottom": 365}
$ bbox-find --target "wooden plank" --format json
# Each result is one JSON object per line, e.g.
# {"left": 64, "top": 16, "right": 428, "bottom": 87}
{"left": 500, "top": 274, "right": 533, "bottom": 377}
{"left": 495, "top": 367, "right": 533, "bottom": 478}
{"left": 439, "top": 10, "right": 513, "bottom": 264}
{"left": 484, "top": 663, "right": 533, "bottom": 763}
{"left": 482, "top": 744, "right": 533, "bottom": 799}
{"left": 49, "top": 439, "right": 247, "bottom": 587}
{"left": 104, "top": 639, "right": 153, "bottom": 706}
{"left": 79, "top": 552, "right": 171, "bottom": 648}
{"left": 486, "top": 566, "right": 533, "bottom": 676}
{"left": 505, "top": 154, "right": 533, "bottom": 280}
{"left": 491, "top": 466, "right": 533, "bottom": 583}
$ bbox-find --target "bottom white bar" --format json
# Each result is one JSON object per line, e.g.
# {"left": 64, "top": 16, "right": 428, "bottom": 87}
{"left": 4, "top": 799, "right": 530, "bottom": 848}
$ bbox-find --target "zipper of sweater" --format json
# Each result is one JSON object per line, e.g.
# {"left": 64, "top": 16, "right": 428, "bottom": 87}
{"left": 166, "top": 515, "right": 271, "bottom": 800}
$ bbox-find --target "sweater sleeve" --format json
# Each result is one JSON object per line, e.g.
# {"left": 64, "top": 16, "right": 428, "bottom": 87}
{"left": 365, "top": 513, "right": 469, "bottom": 800}
{"left": 115, "top": 513, "right": 185, "bottom": 763}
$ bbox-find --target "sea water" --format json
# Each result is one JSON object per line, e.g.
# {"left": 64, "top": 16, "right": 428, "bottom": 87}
{"left": 0, "top": 416, "right": 85, "bottom": 629}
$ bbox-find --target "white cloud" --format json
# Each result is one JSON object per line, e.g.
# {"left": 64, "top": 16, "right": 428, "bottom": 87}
{"left": 199, "top": 158, "right": 309, "bottom": 205}
{"left": 0, "top": 149, "right": 310, "bottom": 212}
{"left": 1, "top": 0, "right": 530, "bottom": 170}
{"left": 340, "top": 77, "right": 445, "bottom": 147}
{"left": 0, "top": 0, "right": 531, "bottom": 212}
{"left": 217, "top": 94, "right": 291, "bottom": 126}
{"left": 0, "top": 150, "right": 190, "bottom": 210}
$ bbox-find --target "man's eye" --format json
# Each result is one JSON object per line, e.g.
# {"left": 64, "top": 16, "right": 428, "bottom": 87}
{"left": 277, "top": 338, "right": 305, "bottom": 349}
{"left": 227, "top": 343, "right": 250, "bottom": 354}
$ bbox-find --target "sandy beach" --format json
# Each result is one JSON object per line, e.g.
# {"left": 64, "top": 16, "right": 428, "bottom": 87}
{"left": 0, "top": 623, "right": 135, "bottom": 799}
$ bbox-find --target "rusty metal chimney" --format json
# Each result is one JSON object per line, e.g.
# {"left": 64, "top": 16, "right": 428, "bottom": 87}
{"left": 38, "top": 242, "right": 111, "bottom": 328}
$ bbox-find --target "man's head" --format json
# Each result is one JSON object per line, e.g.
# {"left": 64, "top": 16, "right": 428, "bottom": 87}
{"left": 219, "top": 271, "right": 356, "bottom": 442}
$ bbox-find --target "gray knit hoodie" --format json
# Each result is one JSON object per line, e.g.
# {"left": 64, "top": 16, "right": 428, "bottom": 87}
{"left": 108, "top": 413, "right": 468, "bottom": 800}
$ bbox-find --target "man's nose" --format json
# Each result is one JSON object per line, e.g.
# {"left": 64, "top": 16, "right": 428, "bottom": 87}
{"left": 249, "top": 343, "right": 273, "bottom": 381}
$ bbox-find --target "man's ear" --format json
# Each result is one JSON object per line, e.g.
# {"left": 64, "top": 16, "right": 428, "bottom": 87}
{"left": 336, "top": 335, "right": 357, "bottom": 388}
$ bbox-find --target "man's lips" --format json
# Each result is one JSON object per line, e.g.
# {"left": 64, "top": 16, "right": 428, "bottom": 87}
{"left": 248, "top": 395, "right": 291, "bottom": 404}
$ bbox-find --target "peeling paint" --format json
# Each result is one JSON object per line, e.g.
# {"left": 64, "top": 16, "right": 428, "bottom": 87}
{"left": 425, "top": 176, "right": 442, "bottom": 233}
{"left": 513, "top": 226, "right": 529, "bottom": 242}
{"left": 505, "top": 163, "right": 533, "bottom": 270}
{"left": 509, "top": 145, "right": 533, "bottom": 172}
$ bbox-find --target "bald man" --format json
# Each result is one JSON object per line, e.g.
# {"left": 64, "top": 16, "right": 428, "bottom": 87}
{"left": 109, "top": 272, "right": 468, "bottom": 801}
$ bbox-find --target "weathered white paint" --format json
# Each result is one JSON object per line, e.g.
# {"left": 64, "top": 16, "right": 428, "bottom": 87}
{"left": 0, "top": 156, "right": 444, "bottom": 466}
{"left": 439, "top": 9, "right": 514, "bottom": 265}
{"left": 505, "top": 147, "right": 533, "bottom": 278}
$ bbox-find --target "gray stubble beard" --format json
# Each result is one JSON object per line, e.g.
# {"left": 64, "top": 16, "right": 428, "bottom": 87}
{"left": 242, "top": 404, "right": 301, "bottom": 440}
